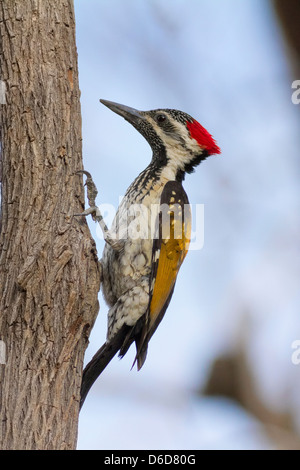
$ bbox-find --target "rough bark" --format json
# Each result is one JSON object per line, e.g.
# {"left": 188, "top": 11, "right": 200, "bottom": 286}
{"left": 0, "top": 1, "right": 100, "bottom": 450}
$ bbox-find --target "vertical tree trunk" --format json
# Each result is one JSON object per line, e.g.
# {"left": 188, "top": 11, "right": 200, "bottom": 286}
{"left": 0, "top": 0, "right": 100, "bottom": 450}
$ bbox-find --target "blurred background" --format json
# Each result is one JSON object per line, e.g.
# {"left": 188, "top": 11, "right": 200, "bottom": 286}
{"left": 74, "top": 0, "right": 300, "bottom": 450}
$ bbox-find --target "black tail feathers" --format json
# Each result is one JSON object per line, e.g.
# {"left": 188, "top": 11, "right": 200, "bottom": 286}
{"left": 80, "top": 320, "right": 149, "bottom": 409}
{"left": 80, "top": 340, "right": 118, "bottom": 409}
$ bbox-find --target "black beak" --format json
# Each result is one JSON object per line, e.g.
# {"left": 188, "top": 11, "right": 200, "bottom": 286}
{"left": 100, "top": 99, "right": 145, "bottom": 125}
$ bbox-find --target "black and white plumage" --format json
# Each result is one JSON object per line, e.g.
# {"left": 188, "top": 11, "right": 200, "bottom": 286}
{"left": 79, "top": 100, "right": 220, "bottom": 408}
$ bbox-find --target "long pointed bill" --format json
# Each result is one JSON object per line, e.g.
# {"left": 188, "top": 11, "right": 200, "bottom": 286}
{"left": 100, "top": 99, "right": 145, "bottom": 125}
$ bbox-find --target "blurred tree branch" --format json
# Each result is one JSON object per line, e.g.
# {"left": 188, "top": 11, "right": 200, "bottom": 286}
{"left": 273, "top": 0, "right": 300, "bottom": 76}
{"left": 203, "top": 335, "right": 300, "bottom": 450}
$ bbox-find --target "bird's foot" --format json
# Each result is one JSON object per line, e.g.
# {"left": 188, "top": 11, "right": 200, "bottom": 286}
{"left": 75, "top": 170, "right": 99, "bottom": 222}
{"left": 74, "top": 205, "right": 100, "bottom": 220}
{"left": 75, "top": 169, "right": 123, "bottom": 252}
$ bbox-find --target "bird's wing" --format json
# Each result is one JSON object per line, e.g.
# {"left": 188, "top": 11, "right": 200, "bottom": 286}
{"left": 135, "top": 180, "right": 191, "bottom": 369}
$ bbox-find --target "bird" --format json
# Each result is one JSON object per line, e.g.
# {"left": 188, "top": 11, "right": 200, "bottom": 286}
{"left": 79, "top": 99, "right": 220, "bottom": 408}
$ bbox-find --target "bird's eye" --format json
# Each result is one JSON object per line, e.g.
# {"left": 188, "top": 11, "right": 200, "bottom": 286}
{"left": 156, "top": 114, "right": 167, "bottom": 124}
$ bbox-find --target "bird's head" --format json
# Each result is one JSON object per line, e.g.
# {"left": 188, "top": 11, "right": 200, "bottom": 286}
{"left": 100, "top": 99, "right": 220, "bottom": 182}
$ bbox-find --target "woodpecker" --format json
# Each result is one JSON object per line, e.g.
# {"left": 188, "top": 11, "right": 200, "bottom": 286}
{"left": 79, "top": 99, "right": 220, "bottom": 408}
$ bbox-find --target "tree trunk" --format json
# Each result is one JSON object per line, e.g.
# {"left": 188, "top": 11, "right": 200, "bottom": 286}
{"left": 0, "top": 0, "right": 100, "bottom": 450}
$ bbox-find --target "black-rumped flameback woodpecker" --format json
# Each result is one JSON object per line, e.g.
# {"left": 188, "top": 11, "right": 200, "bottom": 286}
{"left": 79, "top": 100, "right": 220, "bottom": 408}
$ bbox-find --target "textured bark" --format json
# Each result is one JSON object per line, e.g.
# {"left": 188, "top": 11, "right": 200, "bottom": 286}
{"left": 0, "top": 1, "right": 100, "bottom": 449}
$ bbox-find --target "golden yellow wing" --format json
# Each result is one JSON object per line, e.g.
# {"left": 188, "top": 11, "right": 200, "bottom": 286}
{"left": 135, "top": 180, "right": 191, "bottom": 369}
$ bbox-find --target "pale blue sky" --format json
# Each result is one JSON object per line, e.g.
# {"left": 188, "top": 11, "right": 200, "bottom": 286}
{"left": 74, "top": 0, "right": 300, "bottom": 449}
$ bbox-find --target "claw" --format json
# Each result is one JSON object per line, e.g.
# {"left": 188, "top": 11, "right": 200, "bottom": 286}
{"left": 76, "top": 168, "right": 98, "bottom": 208}
{"left": 75, "top": 169, "right": 122, "bottom": 251}
{"left": 75, "top": 170, "right": 99, "bottom": 223}
{"left": 74, "top": 206, "right": 99, "bottom": 218}
{"left": 76, "top": 170, "right": 92, "bottom": 179}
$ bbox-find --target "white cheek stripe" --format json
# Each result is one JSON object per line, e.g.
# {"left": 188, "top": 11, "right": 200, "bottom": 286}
{"left": 146, "top": 117, "right": 201, "bottom": 181}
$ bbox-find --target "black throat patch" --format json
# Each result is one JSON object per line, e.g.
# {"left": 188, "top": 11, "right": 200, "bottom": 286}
{"left": 176, "top": 150, "right": 209, "bottom": 182}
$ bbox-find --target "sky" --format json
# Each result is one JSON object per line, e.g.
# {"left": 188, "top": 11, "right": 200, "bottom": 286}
{"left": 73, "top": 0, "right": 300, "bottom": 450}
